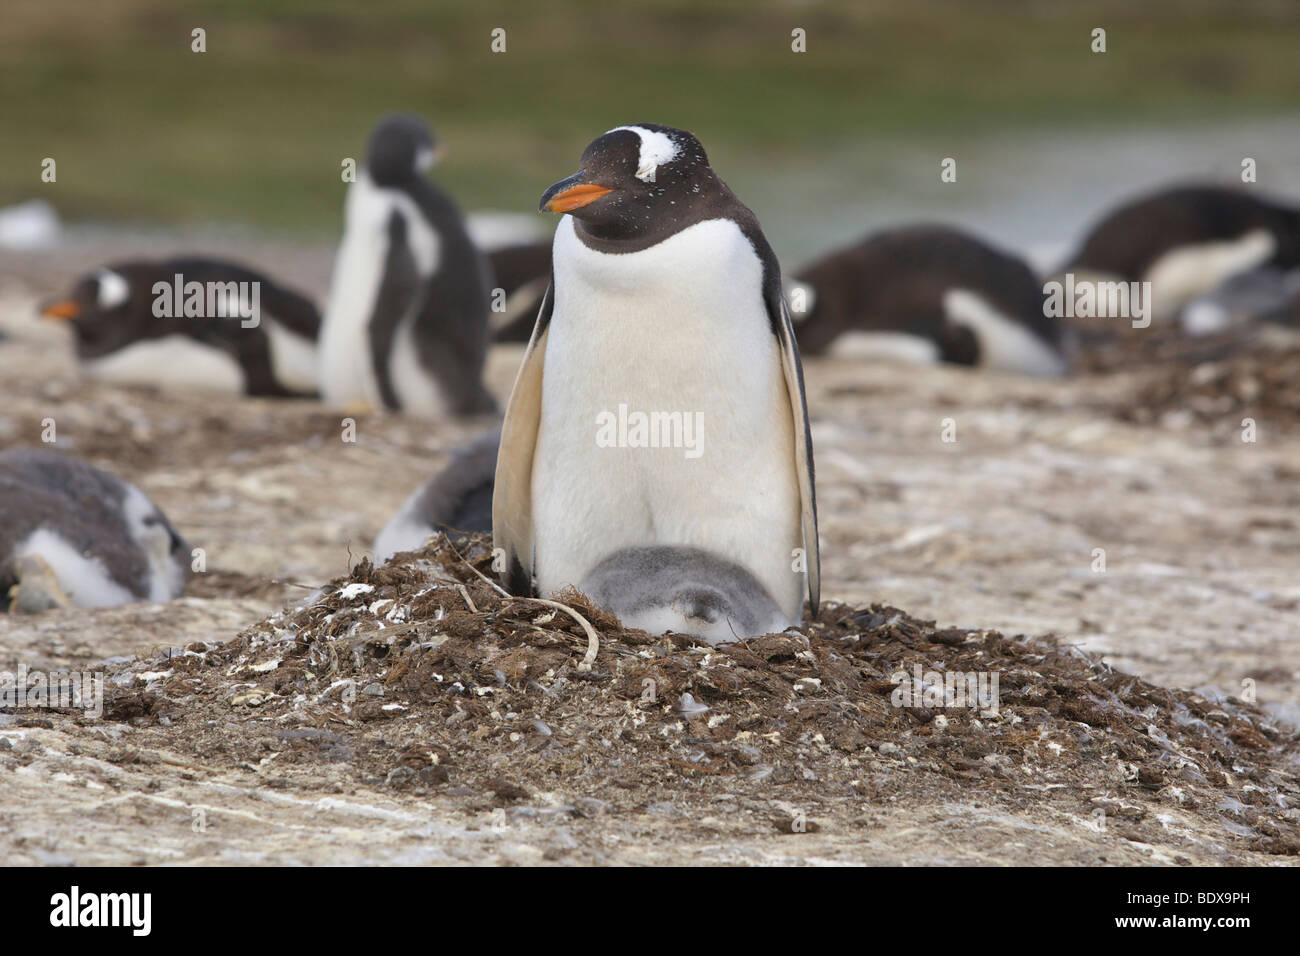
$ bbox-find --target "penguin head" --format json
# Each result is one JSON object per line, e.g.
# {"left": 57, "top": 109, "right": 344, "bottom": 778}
{"left": 121, "top": 485, "right": 192, "bottom": 597}
{"left": 40, "top": 266, "right": 154, "bottom": 356}
{"left": 367, "top": 113, "right": 440, "bottom": 187}
{"left": 539, "top": 124, "right": 716, "bottom": 239}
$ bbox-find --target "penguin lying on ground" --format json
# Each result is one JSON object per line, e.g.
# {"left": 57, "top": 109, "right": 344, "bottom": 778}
{"left": 487, "top": 241, "right": 553, "bottom": 343}
{"left": 787, "top": 225, "right": 1068, "bottom": 375}
{"left": 1063, "top": 184, "right": 1300, "bottom": 320}
{"left": 494, "top": 123, "right": 819, "bottom": 644}
{"left": 40, "top": 258, "right": 320, "bottom": 396}
{"left": 1179, "top": 265, "right": 1300, "bottom": 336}
{"left": 1180, "top": 266, "right": 1300, "bottom": 335}
{"left": 374, "top": 429, "right": 500, "bottom": 563}
{"left": 0, "top": 449, "right": 190, "bottom": 612}
{"left": 320, "top": 113, "right": 497, "bottom": 417}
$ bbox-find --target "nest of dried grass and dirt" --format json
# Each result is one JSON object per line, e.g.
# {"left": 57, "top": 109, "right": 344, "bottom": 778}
{"left": 77, "top": 532, "right": 1300, "bottom": 853}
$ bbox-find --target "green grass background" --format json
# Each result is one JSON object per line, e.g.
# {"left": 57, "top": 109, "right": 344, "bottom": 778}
{"left": 3, "top": 0, "right": 1298, "bottom": 237}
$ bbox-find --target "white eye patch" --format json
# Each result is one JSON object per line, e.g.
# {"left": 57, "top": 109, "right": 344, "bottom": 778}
{"left": 96, "top": 269, "right": 130, "bottom": 309}
{"left": 609, "top": 125, "right": 680, "bottom": 183}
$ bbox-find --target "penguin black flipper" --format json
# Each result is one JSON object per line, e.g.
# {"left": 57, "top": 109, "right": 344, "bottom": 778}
{"left": 764, "top": 266, "right": 821, "bottom": 617}
{"left": 492, "top": 279, "right": 554, "bottom": 597}
{"left": 368, "top": 212, "right": 422, "bottom": 410}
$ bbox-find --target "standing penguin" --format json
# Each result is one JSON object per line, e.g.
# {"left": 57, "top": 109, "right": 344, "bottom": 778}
{"left": 1064, "top": 184, "right": 1300, "bottom": 320}
{"left": 320, "top": 113, "right": 497, "bottom": 417}
{"left": 40, "top": 257, "right": 321, "bottom": 397}
{"left": 493, "top": 124, "right": 819, "bottom": 644}
{"left": 0, "top": 449, "right": 190, "bottom": 611}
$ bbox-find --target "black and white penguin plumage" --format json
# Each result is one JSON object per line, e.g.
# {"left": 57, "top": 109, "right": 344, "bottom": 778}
{"left": 494, "top": 124, "right": 819, "bottom": 644}
{"left": 487, "top": 241, "right": 552, "bottom": 344}
{"left": 40, "top": 258, "right": 321, "bottom": 396}
{"left": 1065, "top": 184, "right": 1300, "bottom": 320}
{"left": 320, "top": 113, "right": 497, "bottom": 417}
{"left": 1181, "top": 266, "right": 1300, "bottom": 335}
{"left": 787, "top": 225, "right": 1068, "bottom": 376}
{"left": 0, "top": 449, "right": 190, "bottom": 611}
{"left": 374, "top": 429, "right": 499, "bottom": 563}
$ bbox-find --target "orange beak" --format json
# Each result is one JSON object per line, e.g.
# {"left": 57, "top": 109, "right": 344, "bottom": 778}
{"left": 40, "top": 299, "right": 81, "bottom": 320}
{"left": 540, "top": 175, "right": 613, "bottom": 213}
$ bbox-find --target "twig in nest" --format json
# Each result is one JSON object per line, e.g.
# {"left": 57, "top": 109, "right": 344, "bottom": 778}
{"left": 526, "top": 598, "right": 599, "bottom": 672}
{"left": 456, "top": 583, "right": 478, "bottom": 614}
{"left": 443, "top": 536, "right": 598, "bottom": 671}
{"left": 443, "top": 537, "right": 510, "bottom": 598}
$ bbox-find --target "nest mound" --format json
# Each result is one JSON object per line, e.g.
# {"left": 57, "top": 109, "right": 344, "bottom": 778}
{"left": 1076, "top": 323, "right": 1300, "bottom": 434}
{"left": 96, "top": 534, "right": 1300, "bottom": 854}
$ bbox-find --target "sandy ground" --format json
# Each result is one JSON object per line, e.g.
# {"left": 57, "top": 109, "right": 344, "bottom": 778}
{"left": 0, "top": 237, "right": 1297, "bottom": 865}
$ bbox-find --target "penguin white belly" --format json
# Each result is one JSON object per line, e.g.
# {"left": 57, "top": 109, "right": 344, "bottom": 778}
{"left": 120, "top": 484, "right": 187, "bottom": 601}
{"left": 265, "top": 319, "right": 320, "bottom": 393}
{"left": 532, "top": 217, "right": 803, "bottom": 625}
{"left": 943, "top": 288, "right": 1067, "bottom": 377}
{"left": 828, "top": 330, "right": 941, "bottom": 364}
{"left": 83, "top": 335, "right": 246, "bottom": 393}
{"left": 13, "top": 528, "right": 136, "bottom": 608}
{"left": 320, "top": 175, "right": 389, "bottom": 407}
{"left": 319, "top": 173, "right": 440, "bottom": 409}
{"left": 389, "top": 314, "right": 451, "bottom": 418}
{"left": 373, "top": 487, "right": 433, "bottom": 563}
{"left": 1144, "top": 229, "right": 1276, "bottom": 317}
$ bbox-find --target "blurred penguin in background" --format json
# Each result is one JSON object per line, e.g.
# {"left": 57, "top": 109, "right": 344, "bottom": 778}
{"left": 40, "top": 258, "right": 321, "bottom": 396}
{"left": 788, "top": 225, "right": 1068, "bottom": 376}
{"left": 1180, "top": 266, "right": 1300, "bottom": 335}
{"left": 0, "top": 449, "right": 191, "bottom": 612}
{"left": 487, "top": 241, "right": 553, "bottom": 343}
{"left": 319, "top": 113, "right": 497, "bottom": 417}
{"left": 1063, "top": 184, "right": 1300, "bottom": 321}
{"left": 374, "top": 429, "right": 499, "bottom": 563}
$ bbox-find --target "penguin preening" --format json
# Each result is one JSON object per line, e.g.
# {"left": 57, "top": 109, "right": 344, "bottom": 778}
{"left": 0, "top": 449, "right": 190, "bottom": 612}
{"left": 493, "top": 124, "right": 819, "bottom": 644}
{"left": 40, "top": 258, "right": 321, "bottom": 396}
{"left": 1064, "top": 184, "right": 1300, "bottom": 320}
{"left": 787, "top": 225, "right": 1068, "bottom": 376}
{"left": 374, "top": 429, "right": 500, "bottom": 563}
{"left": 320, "top": 113, "right": 497, "bottom": 417}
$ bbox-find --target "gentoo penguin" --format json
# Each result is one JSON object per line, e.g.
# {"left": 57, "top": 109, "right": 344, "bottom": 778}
{"left": 319, "top": 113, "right": 496, "bottom": 417}
{"left": 374, "top": 429, "right": 500, "bottom": 562}
{"left": 788, "top": 225, "right": 1068, "bottom": 376}
{"left": 0, "top": 449, "right": 190, "bottom": 611}
{"left": 493, "top": 124, "right": 819, "bottom": 644}
{"left": 487, "top": 241, "right": 553, "bottom": 343}
{"left": 1065, "top": 184, "right": 1300, "bottom": 320}
{"left": 40, "top": 258, "right": 320, "bottom": 396}
{"left": 1181, "top": 266, "right": 1300, "bottom": 335}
